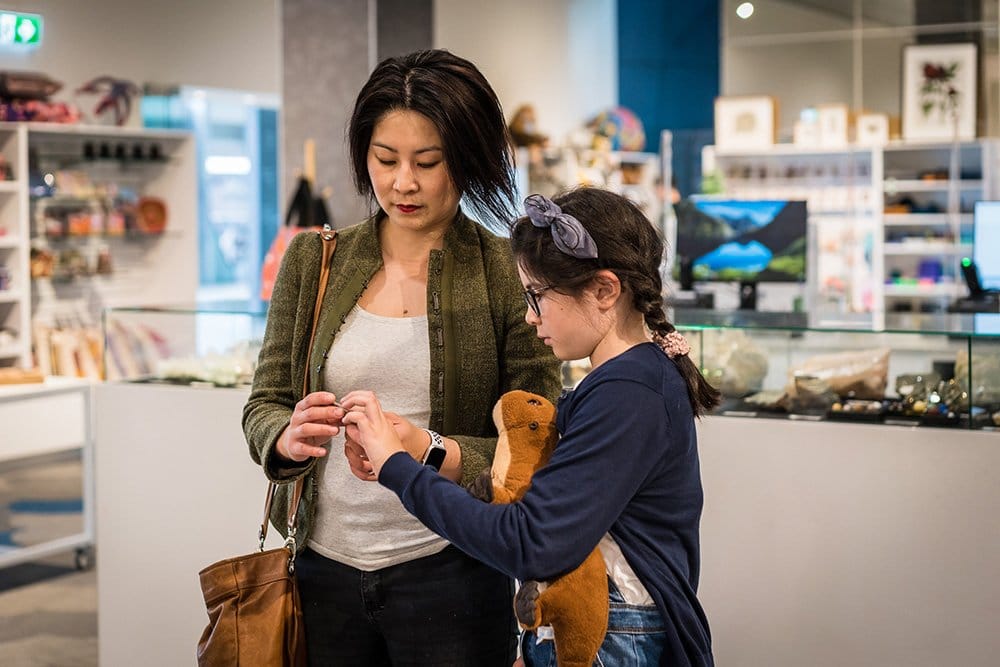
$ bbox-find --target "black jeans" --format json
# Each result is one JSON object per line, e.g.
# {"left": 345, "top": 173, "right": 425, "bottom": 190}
{"left": 296, "top": 545, "right": 517, "bottom": 666}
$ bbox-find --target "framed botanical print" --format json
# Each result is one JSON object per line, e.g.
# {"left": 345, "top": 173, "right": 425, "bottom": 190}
{"left": 856, "top": 113, "right": 890, "bottom": 146}
{"left": 901, "top": 43, "right": 977, "bottom": 141}
{"left": 714, "top": 96, "right": 777, "bottom": 151}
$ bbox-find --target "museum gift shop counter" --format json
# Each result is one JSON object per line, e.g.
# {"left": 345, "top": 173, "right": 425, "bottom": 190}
{"left": 94, "top": 306, "right": 1000, "bottom": 665}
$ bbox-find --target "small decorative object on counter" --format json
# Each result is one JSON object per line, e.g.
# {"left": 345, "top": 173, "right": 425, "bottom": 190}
{"left": 786, "top": 347, "right": 890, "bottom": 400}
{"left": 75, "top": 75, "right": 140, "bottom": 126}
{"left": 136, "top": 196, "right": 167, "bottom": 234}
{"left": 0, "top": 367, "right": 45, "bottom": 385}
{"left": 95, "top": 246, "right": 113, "bottom": 275}
{"left": 0, "top": 153, "right": 13, "bottom": 180}
{"left": 0, "top": 70, "right": 62, "bottom": 99}
{"left": 583, "top": 106, "right": 646, "bottom": 152}
{"left": 0, "top": 70, "right": 80, "bottom": 123}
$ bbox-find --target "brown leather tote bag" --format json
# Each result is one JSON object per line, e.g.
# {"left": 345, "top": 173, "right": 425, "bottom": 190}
{"left": 197, "top": 481, "right": 307, "bottom": 666}
{"left": 197, "top": 226, "right": 337, "bottom": 666}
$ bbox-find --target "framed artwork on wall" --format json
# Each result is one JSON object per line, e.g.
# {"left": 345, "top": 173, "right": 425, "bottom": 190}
{"left": 817, "top": 104, "right": 850, "bottom": 148}
{"left": 856, "top": 113, "right": 890, "bottom": 146}
{"left": 901, "top": 43, "right": 977, "bottom": 142}
{"left": 714, "top": 96, "right": 776, "bottom": 151}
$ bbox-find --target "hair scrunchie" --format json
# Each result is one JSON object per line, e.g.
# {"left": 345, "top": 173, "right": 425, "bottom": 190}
{"left": 523, "top": 194, "right": 599, "bottom": 259}
{"left": 653, "top": 331, "right": 691, "bottom": 359}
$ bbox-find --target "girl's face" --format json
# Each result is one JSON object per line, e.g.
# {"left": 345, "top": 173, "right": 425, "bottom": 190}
{"left": 368, "top": 109, "right": 461, "bottom": 234}
{"left": 517, "top": 265, "right": 604, "bottom": 362}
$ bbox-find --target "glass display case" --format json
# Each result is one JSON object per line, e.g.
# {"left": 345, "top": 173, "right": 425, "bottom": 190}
{"left": 566, "top": 310, "right": 1000, "bottom": 431}
{"left": 102, "top": 304, "right": 266, "bottom": 386}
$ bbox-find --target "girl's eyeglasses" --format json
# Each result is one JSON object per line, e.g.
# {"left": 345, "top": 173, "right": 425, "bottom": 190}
{"left": 522, "top": 285, "right": 554, "bottom": 317}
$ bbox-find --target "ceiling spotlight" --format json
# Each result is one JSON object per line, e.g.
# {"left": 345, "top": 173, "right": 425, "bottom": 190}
{"left": 737, "top": 2, "right": 754, "bottom": 19}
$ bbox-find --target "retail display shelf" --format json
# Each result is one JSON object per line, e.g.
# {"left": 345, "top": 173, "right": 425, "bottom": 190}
{"left": 884, "top": 179, "right": 983, "bottom": 192}
{"left": 0, "top": 180, "right": 20, "bottom": 193}
{"left": 713, "top": 144, "right": 865, "bottom": 158}
{"left": 0, "top": 235, "right": 19, "bottom": 248}
{"left": 15, "top": 121, "right": 190, "bottom": 142}
{"left": 0, "top": 375, "right": 93, "bottom": 572}
{"left": 808, "top": 209, "right": 878, "bottom": 219}
{"left": 0, "top": 343, "right": 23, "bottom": 358}
{"left": 884, "top": 139, "right": 986, "bottom": 151}
{"left": 0, "top": 288, "right": 24, "bottom": 303}
{"left": 883, "top": 241, "right": 971, "bottom": 255}
{"left": 883, "top": 213, "right": 972, "bottom": 226}
{"left": 882, "top": 283, "right": 960, "bottom": 297}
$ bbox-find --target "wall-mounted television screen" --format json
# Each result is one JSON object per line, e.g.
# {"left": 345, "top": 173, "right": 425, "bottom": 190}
{"left": 973, "top": 201, "right": 1000, "bottom": 291}
{"left": 674, "top": 198, "right": 808, "bottom": 283}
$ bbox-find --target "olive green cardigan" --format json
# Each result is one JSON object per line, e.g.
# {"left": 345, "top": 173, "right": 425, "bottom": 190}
{"left": 243, "top": 213, "right": 562, "bottom": 546}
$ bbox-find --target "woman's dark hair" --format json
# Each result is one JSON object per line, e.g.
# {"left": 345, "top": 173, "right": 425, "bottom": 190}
{"left": 510, "top": 186, "right": 721, "bottom": 416}
{"left": 348, "top": 49, "right": 516, "bottom": 231}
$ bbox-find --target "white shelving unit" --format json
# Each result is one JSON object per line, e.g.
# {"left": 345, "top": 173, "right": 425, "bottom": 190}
{"left": 0, "top": 377, "right": 94, "bottom": 571}
{"left": 0, "top": 125, "right": 30, "bottom": 368}
{"left": 702, "top": 139, "right": 1000, "bottom": 314}
{"left": 0, "top": 122, "right": 197, "bottom": 374}
{"left": 880, "top": 140, "right": 998, "bottom": 312}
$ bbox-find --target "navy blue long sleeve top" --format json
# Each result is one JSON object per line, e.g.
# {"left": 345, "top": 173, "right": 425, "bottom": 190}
{"left": 379, "top": 342, "right": 713, "bottom": 666}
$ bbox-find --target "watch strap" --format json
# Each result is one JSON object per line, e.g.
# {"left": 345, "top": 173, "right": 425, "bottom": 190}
{"left": 421, "top": 429, "right": 446, "bottom": 470}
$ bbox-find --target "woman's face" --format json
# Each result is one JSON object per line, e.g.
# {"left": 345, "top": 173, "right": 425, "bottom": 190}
{"left": 367, "top": 109, "right": 461, "bottom": 234}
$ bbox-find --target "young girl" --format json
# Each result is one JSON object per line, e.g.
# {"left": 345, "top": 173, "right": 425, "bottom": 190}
{"left": 341, "top": 187, "right": 719, "bottom": 666}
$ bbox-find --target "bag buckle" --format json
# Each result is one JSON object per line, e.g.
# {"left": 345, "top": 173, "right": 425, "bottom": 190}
{"left": 283, "top": 535, "right": 297, "bottom": 574}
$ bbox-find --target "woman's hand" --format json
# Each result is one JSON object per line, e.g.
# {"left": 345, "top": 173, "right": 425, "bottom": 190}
{"left": 343, "top": 435, "right": 376, "bottom": 480}
{"left": 340, "top": 390, "right": 407, "bottom": 477}
{"left": 276, "top": 391, "right": 345, "bottom": 462}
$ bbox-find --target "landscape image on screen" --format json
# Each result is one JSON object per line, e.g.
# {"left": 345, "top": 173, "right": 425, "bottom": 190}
{"left": 674, "top": 199, "right": 807, "bottom": 282}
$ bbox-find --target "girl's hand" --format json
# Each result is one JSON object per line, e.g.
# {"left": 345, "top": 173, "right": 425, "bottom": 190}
{"left": 343, "top": 410, "right": 424, "bottom": 480}
{"left": 276, "top": 391, "right": 344, "bottom": 462}
{"left": 340, "top": 390, "right": 406, "bottom": 477}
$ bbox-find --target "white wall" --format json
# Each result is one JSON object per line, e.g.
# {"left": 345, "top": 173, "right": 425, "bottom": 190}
{"left": 434, "top": 0, "right": 617, "bottom": 144}
{"left": 0, "top": 0, "right": 280, "bottom": 116}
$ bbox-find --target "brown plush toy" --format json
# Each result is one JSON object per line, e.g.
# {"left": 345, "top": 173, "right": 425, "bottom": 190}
{"left": 469, "top": 390, "right": 608, "bottom": 667}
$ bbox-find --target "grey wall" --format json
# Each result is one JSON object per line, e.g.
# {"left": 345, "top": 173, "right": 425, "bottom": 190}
{"left": 281, "top": 0, "right": 434, "bottom": 228}
{"left": 434, "top": 0, "right": 617, "bottom": 145}
{"left": 281, "top": 0, "right": 374, "bottom": 227}
{"left": 0, "top": 0, "right": 280, "bottom": 110}
{"left": 377, "top": 0, "right": 433, "bottom": 63}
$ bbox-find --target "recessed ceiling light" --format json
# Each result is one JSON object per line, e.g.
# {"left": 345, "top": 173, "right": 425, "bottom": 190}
{"left": 737, "top": 2, "right": 754, "bottom": 19}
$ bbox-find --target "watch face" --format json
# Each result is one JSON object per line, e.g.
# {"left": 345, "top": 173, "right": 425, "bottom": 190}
{"left": 424, "top": 445, "right": 447, "bottom": 471}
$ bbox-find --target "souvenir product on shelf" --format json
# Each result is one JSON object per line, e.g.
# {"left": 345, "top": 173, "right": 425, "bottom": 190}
{"left": 955, "top": 347, "right": 1000, "bottom": 404}
{"left": 786, "top": 347, "right": 890, "bottom": 400}
{"left": 693, "top": 329, "right": 769, "bottom": 397}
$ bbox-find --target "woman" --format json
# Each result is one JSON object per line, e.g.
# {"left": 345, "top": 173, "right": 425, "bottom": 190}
{"left": 341, "top": 188, "right": 719, "bottom": 666}
{"left": 243, "top": 49, "right": 561, "bottom": 665}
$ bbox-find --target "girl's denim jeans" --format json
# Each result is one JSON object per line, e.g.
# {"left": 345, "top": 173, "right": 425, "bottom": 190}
{"left": 521, "top": 578, "right": 665, "bottom": 666}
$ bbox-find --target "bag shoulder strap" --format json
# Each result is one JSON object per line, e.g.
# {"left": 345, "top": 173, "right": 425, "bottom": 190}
{"left": 259, "top": 225, "right": 338, "bottom": 550}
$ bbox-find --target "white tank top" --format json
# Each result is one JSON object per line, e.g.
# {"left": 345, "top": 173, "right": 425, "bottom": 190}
{"left": 307, "top": 305, "right": 448, "bottom": 571}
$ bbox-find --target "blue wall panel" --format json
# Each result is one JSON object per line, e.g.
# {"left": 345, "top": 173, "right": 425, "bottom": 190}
{"left": 619, "top": 0, "right": 719, "bottom": 196}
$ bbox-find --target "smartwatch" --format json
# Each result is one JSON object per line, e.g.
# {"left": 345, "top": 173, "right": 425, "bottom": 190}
{"left": 421, "top": 429, "right": 447, "bottom": 472}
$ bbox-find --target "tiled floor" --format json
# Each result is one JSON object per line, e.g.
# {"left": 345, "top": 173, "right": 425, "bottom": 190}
{"left": 0, "top": 556, "right": 97, "bottom": 667}
{"left": 0, "top": 452, "right": 97, "bottom": 666}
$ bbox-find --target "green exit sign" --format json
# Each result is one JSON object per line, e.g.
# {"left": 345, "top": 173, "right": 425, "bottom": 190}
{"left": 0, "top": 11, "right": 42, "bottom": 45}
